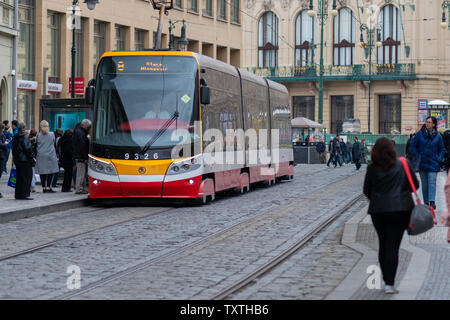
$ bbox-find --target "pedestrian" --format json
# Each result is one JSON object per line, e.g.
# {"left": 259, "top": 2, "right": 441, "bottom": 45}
{"left": 2, "top": 120, "right": 12, "bottom": 174}
{"left": 73, "top": 119, "right": 91, "bottom": 194}
{"left": 316, "top": 138, "right": 326, "bottom": 164}
{"left": 346, "top": 140, "right": 353, "bottom": 163}
{"left": 352, "top": 136, "right": 362, "bottom": 170}
{"left": 35, "top": 120, "right": 59, "bottom": 193}
{"left": 332, "top": 135, "right": 343, "bottom": 167}
{"left": 51, "top": 128, "right": 64, "bottom": 188}
{"left": 361, "top": 138, "right": 369, "bottom": 164}
{"left": 327, "top": 137, "right": 335, "bottom": 167}
{"left": 60, "top": 129, "right": 74, "bottom": 192}
{"left": 12, "top": 122, "right": 34, "bottom": 200}
{"left": 339, "top": 138, "right": 347, "bottom": 165}
{"left": 442, "top": 129, "right": 450, "bottom": 174}
{"left": 441, "top": 171, "right": 450, "bottom": 243}
{"left": 410, "top": 116, "right": 445, "bottom": 210}
{"left": 0, "top": 123, "right": 8, "bottom": 198}
{"left": 363, "top": 137, "right": 419, "bottom": 294}
{"left": 28, "top": 129, "right": 37, "bottom": 193}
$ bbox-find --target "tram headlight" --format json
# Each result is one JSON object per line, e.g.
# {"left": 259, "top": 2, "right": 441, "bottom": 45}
{"left": 167, "top": 155, "right": 202, "bottom": 175}
{"left": 89, "top": 156, "right": 117, "bottom": 176}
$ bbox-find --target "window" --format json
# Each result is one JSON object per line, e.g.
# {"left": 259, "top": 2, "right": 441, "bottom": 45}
{"left": 217, "top": 0, "right": 226, "bottom": 20}
{"left": 292, "top": 96, "right": 315, "bottom": 120}
{"left": 379, "top": 95, "right": 401, "bottom": 134}
{"left": 378, "top": 4, "right": 402, "bottom": 64}
{"left": 258, "top": 11, "right": 278, "bottom": 68}
{"left": 47, "top": 11, "right": 61, "bottom": 84}
{"left": 188, "top": 0, "right": 197, "bottom": 12}
{"left": 333, "top": 8, "right": 355, "bottom": 66}
{"left": 295, "top": 10, "right": 316, "bottom": 67}
{"left": 202, "top": 0, "right": 212, "bottom": 16}
{"left": 116, "top": 25, "right": 127, "bottom": 51}
{"left": 231, "top": 0, "right": 239, "bottom": 23}
{"left": 174, "top": 0, "right": 182, "bottom": 8}
{"left": 93, "top": 20, "right": 106, "bottom": 75}
{"left": 75, "top": 20, "right": 83, "bottom": 77}
{"left": 18, "top": 0, "right": 35, "bottom": 128}
{"left": 135, "top": 29, "right": 146, "bottom": 51}
{"left": 331, "top": 96, "right": 354, "bottom": 134}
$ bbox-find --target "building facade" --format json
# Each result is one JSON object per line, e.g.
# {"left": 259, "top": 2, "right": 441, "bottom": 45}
{"left": 0, "top": 0, "right": 18, "bottom": 122}
{"left": 14, "top": 0, "right": 242, "bottom": 129}
{"left": 242, "top": 0, "right": 450, "bottom": 135}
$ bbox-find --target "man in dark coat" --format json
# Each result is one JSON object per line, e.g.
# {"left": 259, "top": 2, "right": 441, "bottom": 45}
{"left": 12, "top": 123, "right": 34, "bottom": 200}
{"left": 332, "top": 135, "right": 343, "bottom": 167}
{"left": 316, "top": 138, "right": 326, "bottom": 164}
{"left": 73, "top": 119, "right": 91, "bottom": 194}
{"left": 352, "top": 136, "right": 362, "bottom": 170}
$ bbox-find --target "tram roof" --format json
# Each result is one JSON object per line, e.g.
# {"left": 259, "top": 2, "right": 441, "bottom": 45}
{"left": 266, "top": 78, "right": 288, "bottom": 94}
{"left": 193, "top": 53, "right": 239, "bottom": 78}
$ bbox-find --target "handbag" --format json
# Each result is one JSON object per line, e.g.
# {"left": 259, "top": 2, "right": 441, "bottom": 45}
{"left": 399, "top": 157, "right": 437, "bottom": 235}
{"left": 7, "top": 168, "right": 17, "bottom": 188}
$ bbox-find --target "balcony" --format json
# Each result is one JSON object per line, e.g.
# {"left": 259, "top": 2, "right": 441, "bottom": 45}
{"left": 245, "top": 63, "right": 417, "bottom": 82}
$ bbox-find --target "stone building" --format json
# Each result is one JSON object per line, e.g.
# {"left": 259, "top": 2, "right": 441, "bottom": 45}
{"left": 14, "top": 0, "right": 242, "bottom": 129}
{"left": 242, "top": 0, "right": 450, "bottom": 135}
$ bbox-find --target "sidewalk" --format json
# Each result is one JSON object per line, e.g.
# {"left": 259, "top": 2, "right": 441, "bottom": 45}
{"left": 327, "top": 171, "right": 450, "bottom": 300}
{"left": 0, "top": 172, "right": 88, "bottom": 224}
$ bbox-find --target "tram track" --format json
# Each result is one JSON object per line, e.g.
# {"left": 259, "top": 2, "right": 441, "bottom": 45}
{"left": 0, "top": 164, "right": 327, "bottom": 264}
{"left": 50, "top": 173, "right": 365, "bottom": 300}
{"left": 210, "top": 193, "right": 366, "bottom": 300}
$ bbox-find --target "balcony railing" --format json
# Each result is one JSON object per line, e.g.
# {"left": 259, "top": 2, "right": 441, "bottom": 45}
{"left": 245, "top": 63, "right": 417, "bottom": 81}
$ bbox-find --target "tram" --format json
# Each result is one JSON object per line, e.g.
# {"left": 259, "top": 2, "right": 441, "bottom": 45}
{"left": 86, "top": 51, "right": 294, "bottom": 202}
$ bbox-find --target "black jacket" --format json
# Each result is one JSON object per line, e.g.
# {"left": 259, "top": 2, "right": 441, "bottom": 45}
{"left": 60, "top": 133, "right": 74, "bottom": 166}
{"left": 316, "top": 141, "right": 325, "bottom": 153}
{"left": 12, "top": 132, "right": 34, "bottom": 165}
{"left": 73, "top": 125, "right": 89, "bottom": 161}
{"left": 352, "top": 141, "right": 361, "bottom": 160}
{"left": 363, "top": 159, "right": 419, "bottom": 214}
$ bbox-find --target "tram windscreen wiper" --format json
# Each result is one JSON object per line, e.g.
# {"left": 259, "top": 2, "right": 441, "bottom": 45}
{"left": 140, "top": 111, "right": 179, "bottom": 155}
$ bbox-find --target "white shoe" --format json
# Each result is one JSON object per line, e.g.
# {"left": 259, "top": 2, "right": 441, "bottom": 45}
{"left": 384, "top": 285, "right": 399, "bottom": 294}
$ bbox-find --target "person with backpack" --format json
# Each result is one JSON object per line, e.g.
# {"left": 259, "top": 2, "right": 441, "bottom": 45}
{"left": 316, "top": 138, "right": 326, "bottom": 164}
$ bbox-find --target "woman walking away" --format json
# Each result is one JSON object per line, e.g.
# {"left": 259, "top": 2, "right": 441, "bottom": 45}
{"left": 12, "top": 123, "right": 34, "bottom": 200}
{"left": 60, "top": 129, "right": 74, "bottom": 192}
{"left": 0, "top": 123, "right": 8, "bottom": 198}
{"left": 363, "top": 137, "right": 419, "bottom": 294}
{"left": 35, "top": 120, "right": 59, "bottom": 193}
{"left": 410, "top": 116, "right": 445, "bottom": 209}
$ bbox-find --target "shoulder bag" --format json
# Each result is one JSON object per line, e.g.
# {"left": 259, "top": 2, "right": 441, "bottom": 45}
{"left": 399, "top": 157, "right": 437, "bottom": 235}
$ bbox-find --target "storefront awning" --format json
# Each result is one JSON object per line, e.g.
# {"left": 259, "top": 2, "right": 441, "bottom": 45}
{"left": 428, "top": 99, "right": 450, "bottom": 109}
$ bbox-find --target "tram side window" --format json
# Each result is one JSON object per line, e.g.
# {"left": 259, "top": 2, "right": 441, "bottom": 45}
{"left": 269, "top": 88, "right": 291, "bottom": 148}
{"left": 201, "top": 67, "right": 243, "bottom": 151}
{"left": 241, "top": 79, "right": 269, "bottom": 150}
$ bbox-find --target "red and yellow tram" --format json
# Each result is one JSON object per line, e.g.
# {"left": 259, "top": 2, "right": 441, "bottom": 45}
{"left": 87, "top": 51, "right": 293, "bottom": 202}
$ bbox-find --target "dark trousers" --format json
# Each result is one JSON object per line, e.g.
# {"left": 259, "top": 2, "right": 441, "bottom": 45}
{"left": 15, "top": 162, "right": 32, "bottom": 199}
{"left": 371, "top": 211, "right": 410, "bottom": 286}
{"left": 354, "top": 158, "right": 361, "bottom": 170}
{"left": 40, "top": 174, "right": 53, "bottom": 188}
{"left": 62, "top": 164, "right": 74, "bottom": 192}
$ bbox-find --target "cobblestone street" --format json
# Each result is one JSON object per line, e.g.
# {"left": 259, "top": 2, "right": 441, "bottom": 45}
{"left": 0, "top": 164, "right": 448, "bottom": 300}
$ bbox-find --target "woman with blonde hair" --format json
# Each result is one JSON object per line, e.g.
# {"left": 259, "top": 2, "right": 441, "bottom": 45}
{"left": 35, "top": 120, "right": 59, "bottom": 192}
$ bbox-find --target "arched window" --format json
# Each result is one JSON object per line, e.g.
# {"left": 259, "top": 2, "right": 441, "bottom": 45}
{"left": 258, "top": 11, "right": 279, "bottom": 68}
{"left": 378, "top": 4, "right": 402, "bottom": 64}
{"left": 295, "top": 10, "right": 316, "bottom": 67}
{"left": 333, "top": 8, "right": 355, "bottom": 66}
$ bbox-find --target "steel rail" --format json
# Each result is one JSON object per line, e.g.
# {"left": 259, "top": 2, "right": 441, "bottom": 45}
{"left": 210, "top": 193, "right": 366, "bottom": 300}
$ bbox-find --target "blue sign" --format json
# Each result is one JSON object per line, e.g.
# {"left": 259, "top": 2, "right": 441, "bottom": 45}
{"left": 418, "top": 99, "right": 428, "bottom": 110}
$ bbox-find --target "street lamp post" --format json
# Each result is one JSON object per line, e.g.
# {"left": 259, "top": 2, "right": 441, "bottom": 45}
{"left": 441, "top": 0, "right": 450, "bottom": 30}
{"left": 168, "top": 19, "right": 189, "bottom": 51}
{"left": 70, "top": 0, "right": 98, "bottom": 99}
{"left": 308, "top": 0, "right": 337, "bottom": 125}
{"left": 150, "top": 0, "right": 173, "bottom": 49}
{"left": 359, "top": 24, "right": 382, "bottom": 134}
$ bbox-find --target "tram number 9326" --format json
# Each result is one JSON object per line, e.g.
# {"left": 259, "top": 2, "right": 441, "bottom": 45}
{"left": 124, "top": 153, "right": 159, "bottom": 160}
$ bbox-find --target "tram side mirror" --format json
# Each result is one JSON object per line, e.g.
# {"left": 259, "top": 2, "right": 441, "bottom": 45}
{"left": 200, "top": 78, "right": 210, "bottom": 105}
{"left": 85, "top": 79, "right": 96, "bottom": 104}
{"left": 85, "top": 86, "right": 95, "bottom": 104}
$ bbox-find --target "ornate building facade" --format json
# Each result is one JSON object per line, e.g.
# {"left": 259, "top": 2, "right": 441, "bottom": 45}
{"left": 242, "top": 0, "right": 450, "bottom": 135}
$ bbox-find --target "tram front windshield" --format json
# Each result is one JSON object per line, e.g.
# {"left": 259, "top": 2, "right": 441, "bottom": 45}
{"left": 93, "top": 55, "right": 198, "bottom": 149}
